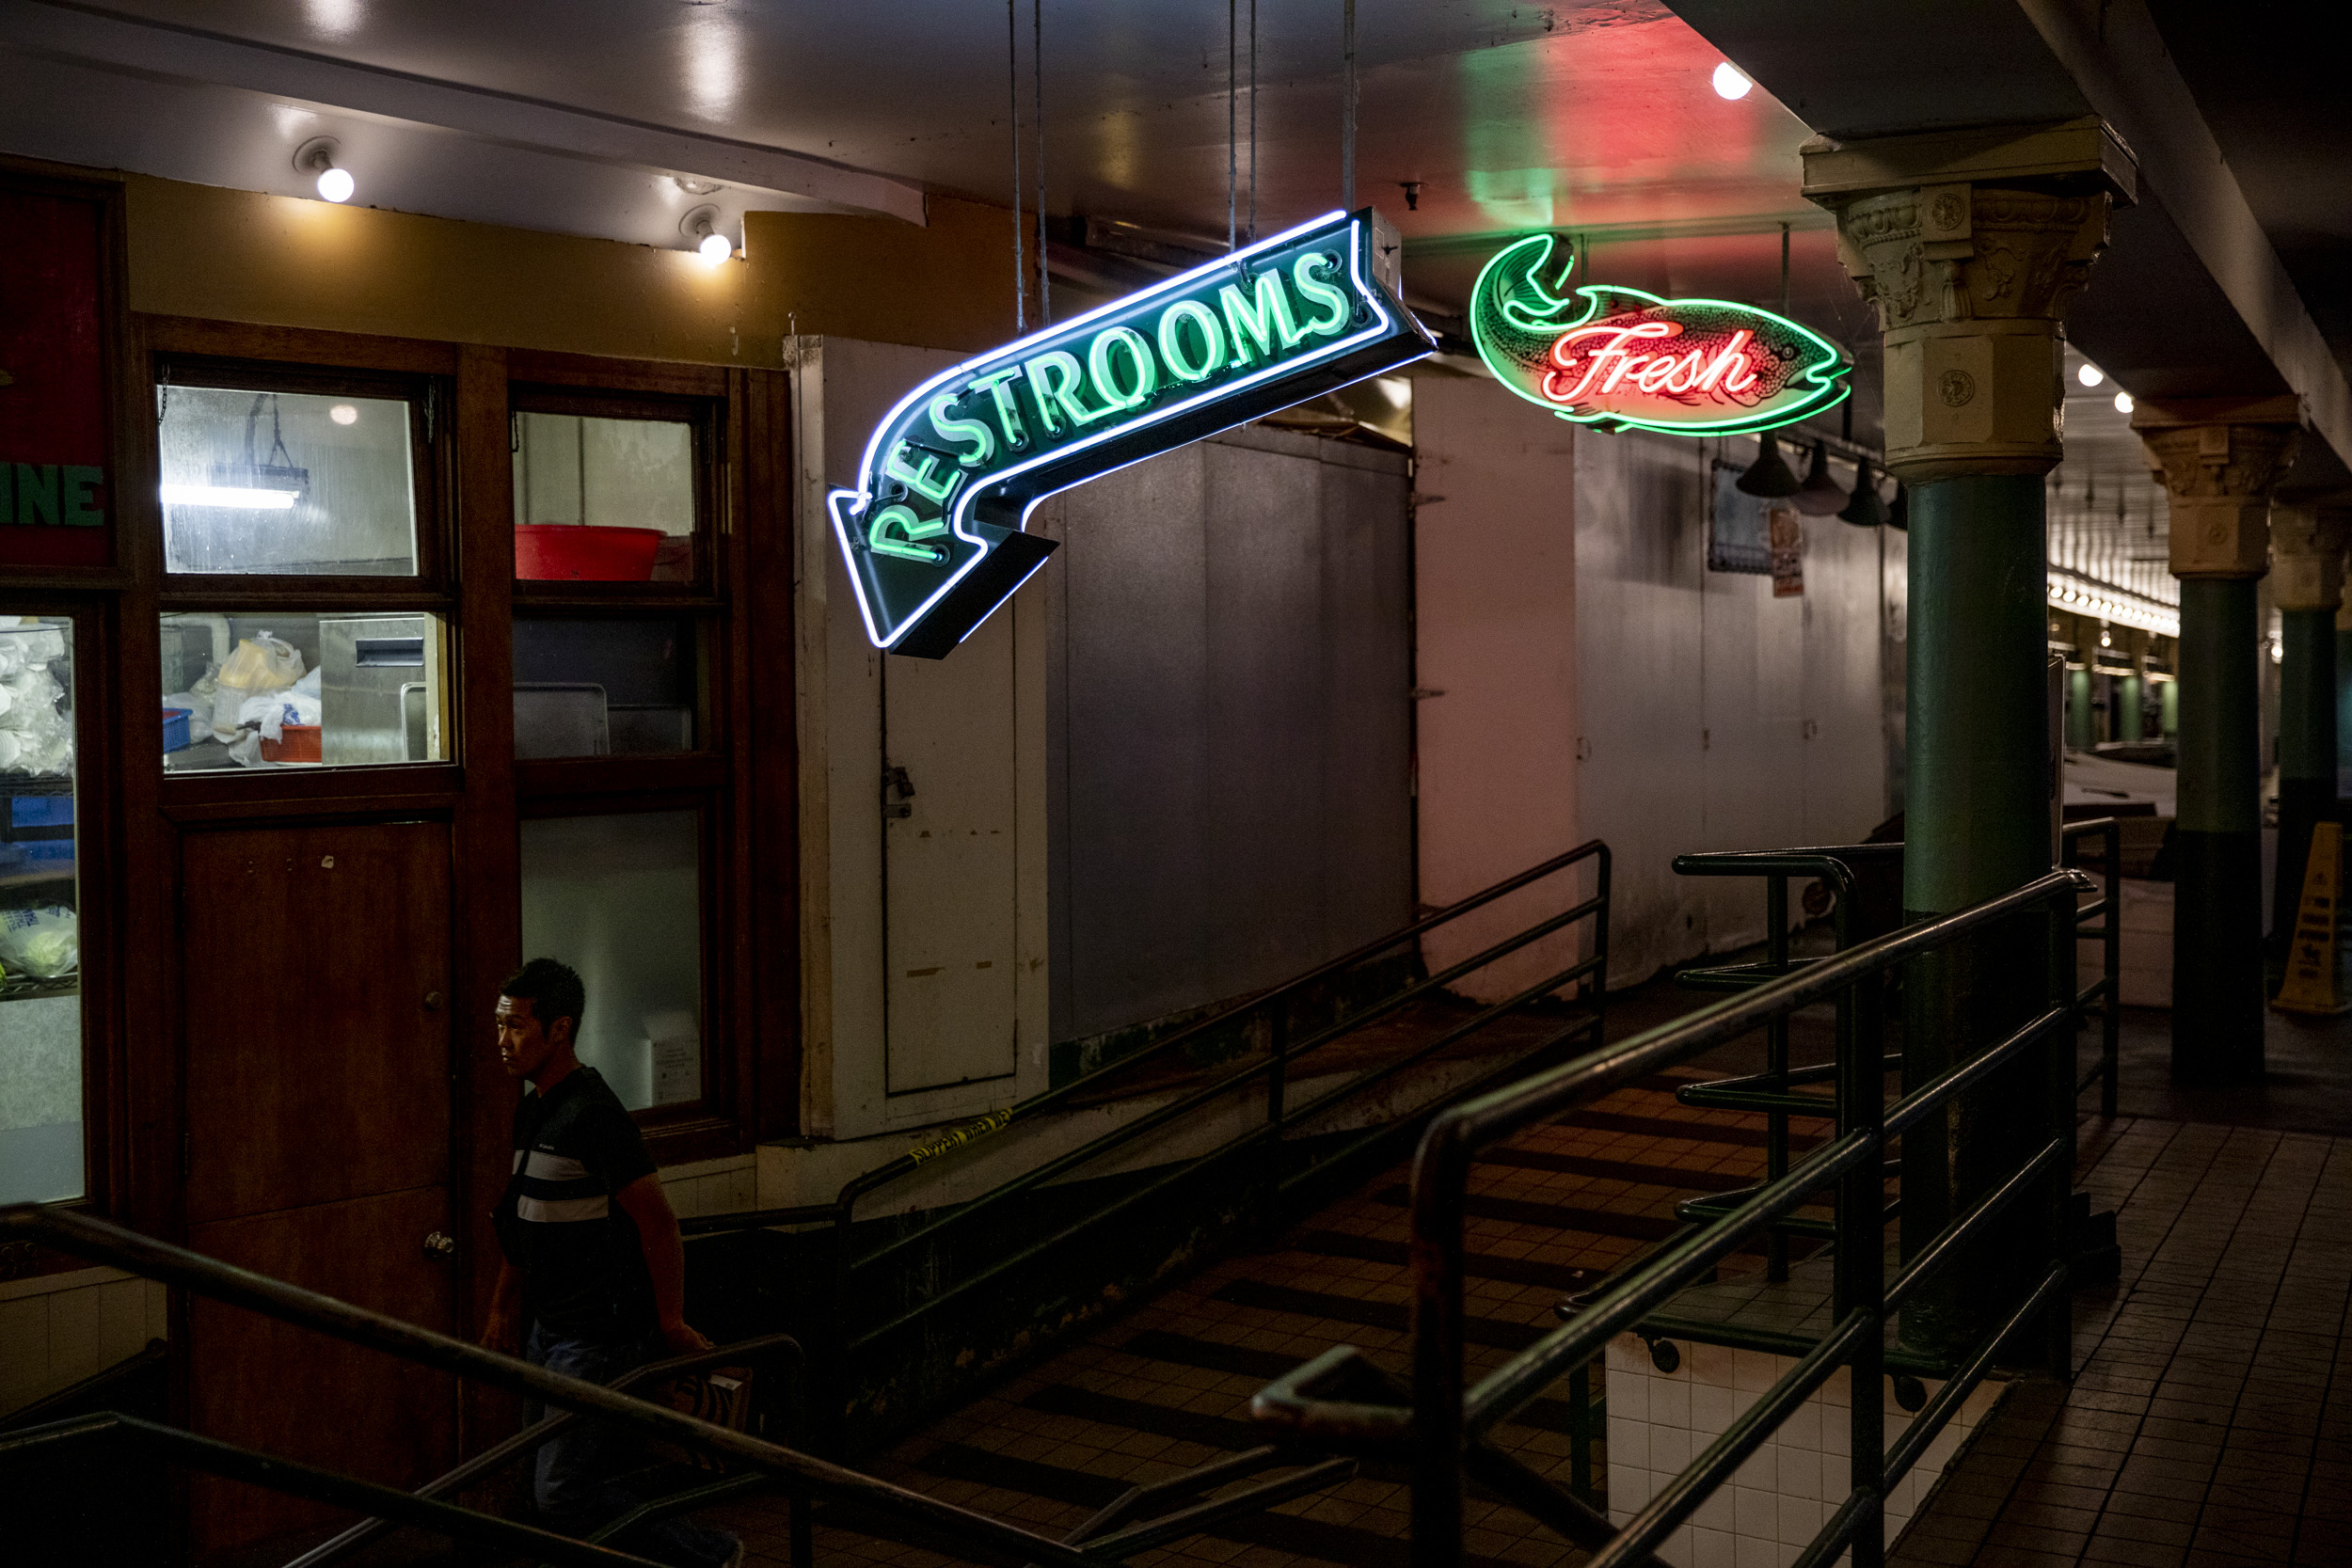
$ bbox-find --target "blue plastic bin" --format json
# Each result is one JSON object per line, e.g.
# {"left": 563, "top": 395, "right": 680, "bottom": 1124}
{"left": 163, "top": 705, "right": 193, "bottom": 752}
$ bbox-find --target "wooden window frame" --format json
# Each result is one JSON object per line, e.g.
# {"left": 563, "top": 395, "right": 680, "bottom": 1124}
{"left": 507, "top": 386, "right": 724, "bottom": 602}
{"left": 501, "top": 354, "right": 755, "bottom": 1162}
{"left": 152, "top": 353, "right": 456, "bottom": 600}
{"left": 0, "top": 598, "right": 123, "bottom": 1280}
{"left": 514, "top": 790, "right": 737, "bottom": 1161}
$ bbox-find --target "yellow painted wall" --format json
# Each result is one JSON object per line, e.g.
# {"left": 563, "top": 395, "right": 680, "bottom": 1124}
{"left": 123, "top": 173, "right": 1029, "bottom": 365}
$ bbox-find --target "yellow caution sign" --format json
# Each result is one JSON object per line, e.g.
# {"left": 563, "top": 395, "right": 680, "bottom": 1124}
{"left": 2275, "top": 820, "right": 2349, "bottom": 1015}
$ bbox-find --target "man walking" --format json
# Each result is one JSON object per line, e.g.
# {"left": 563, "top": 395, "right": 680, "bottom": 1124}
{"left": 483, "top": 958, "right": 740, "bottom": 1568}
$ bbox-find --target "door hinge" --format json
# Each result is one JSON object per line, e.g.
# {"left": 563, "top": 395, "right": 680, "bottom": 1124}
{"left": 882, "top": 765, "right": 915, "bottom": 819}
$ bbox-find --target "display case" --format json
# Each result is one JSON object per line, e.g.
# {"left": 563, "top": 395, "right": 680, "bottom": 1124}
{"left": 1, "top": 614, "right": 83, "bottom": 1204}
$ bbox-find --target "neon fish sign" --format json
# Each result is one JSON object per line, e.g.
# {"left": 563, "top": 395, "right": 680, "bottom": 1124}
{"left": 1470, "top": 232, "right": 1851, "bottom": 436}
{"left": 833, "top": 208, "right": 1433, "bottom": 657}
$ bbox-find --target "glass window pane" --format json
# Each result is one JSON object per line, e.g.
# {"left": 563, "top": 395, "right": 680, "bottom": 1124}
{"left": 1, "top": 614, "right": 83, "bottom": 1204}
{"left": 514, "top": 617, "right": 697, "bottom": 758}
{"left": 162, "top": 611, "right": 448, "bottom": 772}
{"left": 159, "top": 387, "right": 417, "bottom": 575}
{"left": 519, "top": 812, "right": 703, "bottom": 1112}
{"left": 513, "top": 413, "right": 694, "bottom": 582}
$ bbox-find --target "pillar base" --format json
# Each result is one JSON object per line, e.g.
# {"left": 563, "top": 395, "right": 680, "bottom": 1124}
{"left": 2172, "top": 828, "right": 2266, "bottom": 1084}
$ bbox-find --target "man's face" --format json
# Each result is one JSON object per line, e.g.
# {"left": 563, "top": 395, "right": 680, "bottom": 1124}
{"left": 494, "top": 994, "right": 571, "bottom": 1081}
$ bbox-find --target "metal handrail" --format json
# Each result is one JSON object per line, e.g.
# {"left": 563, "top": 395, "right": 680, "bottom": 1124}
{"left": 2060, "top": 817, "right": 2123, "bottom": 1117}
{"left": 0, "top": 1204, "right": 1354, "bottom": 1568}
{"left": 675, "top": 843, "right": 1613, "bottom": 1419}
{"left": 833, "top": 842, "right": 1610, "bottom": 1363}
{"left": 1247, "top": 865, "right": 2091, "bottom": 1568}
{"left": 834, "top": 838, "right": 1613, "bottom": 1224}
{"left": 283, "top": 1332, "right": 804, "bottom": 1568}
{"left": 670, "top": 842, "right": 1611, "bottom": 1429}
{"left": 0, "top": 1412, "right": 673, "bottom": 1568}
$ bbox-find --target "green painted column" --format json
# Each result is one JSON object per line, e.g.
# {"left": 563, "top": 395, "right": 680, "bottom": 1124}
{"left": 2140, "top": 406, "right": 2302, "bottom": 1084}
{"left": 2120, "top": 671, "right": 2145, "bottom": 743}
{"left": 2267, "top": 507, "right": 2347, "bottom": 952}
{"left": 1899, "top": 477, "right": 2056, "bottom": 1353}
{"left": 1905, "top": 478, "right": 2058, "bottom": 915}
{"left": 2067, "top": 666, "right": 2094, "bottom": 752}
{"left": 2273, "top": 608, "right": 2336, "bottom": 942}
{"left": 2172, "top": 578, "right": 2266, "bottom": 1070}
{"left": 1807, "top": 135, "right": 2123, "bottom": 1365}
{"left": 2162, "top": 676, "right": 2180, "bottom": 739}
{"left": 2338, "top": 600, "right": 2352, "bottom": 794}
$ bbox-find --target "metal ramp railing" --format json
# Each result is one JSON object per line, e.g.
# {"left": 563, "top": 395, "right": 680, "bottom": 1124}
{"left": 686, "top": 839, "right": 1613, "bottom": 1448}
{"left": 1248, "top": 864, "right": 2091, "bottom": 1568}
{"left": 0, "top": 1204, "right": 1354, "bottom": 1568}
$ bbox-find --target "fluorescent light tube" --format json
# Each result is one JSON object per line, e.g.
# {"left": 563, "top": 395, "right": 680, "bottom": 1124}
{"left": 162, "top": 483, "right": 300, "bottom": 509}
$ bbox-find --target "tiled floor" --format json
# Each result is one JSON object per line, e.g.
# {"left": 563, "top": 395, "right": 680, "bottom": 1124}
{"left": 1890, "top": 1119, "right": 2352, "bottom": 1568}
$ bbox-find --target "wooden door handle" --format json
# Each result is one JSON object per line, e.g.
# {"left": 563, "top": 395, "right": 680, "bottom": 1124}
{"left": 423, "top": 1231, "right": 456, "bottom": 1259}
{"left": 422, "top": 990, "right": 444, "bottom": 1011}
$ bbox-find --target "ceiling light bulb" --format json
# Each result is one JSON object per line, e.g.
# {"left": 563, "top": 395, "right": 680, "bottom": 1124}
{"left": 2077, "top": 363, "right": 2104, "bottom": 388}
{"left": 329, "top": 404, "right": 358, "bottom": 426}
{"left": 1711, "top": 62, "right": 1753, "bottom": 100}
{"left": 697, "top": 230, "right": 732, "bottom": 264}
{"left": 316, "top": 166, "right": 355, "bottom": 203}
{"left": 2113, "top": 391, "right": 2134, "bottom": 414}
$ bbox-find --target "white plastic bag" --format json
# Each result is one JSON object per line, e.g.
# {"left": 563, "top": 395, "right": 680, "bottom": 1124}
{"left": 213, "top": 633, "right": 304, "bottom": 741}
{"left": 0, "top": 905, "right": 78, "bottom": 979}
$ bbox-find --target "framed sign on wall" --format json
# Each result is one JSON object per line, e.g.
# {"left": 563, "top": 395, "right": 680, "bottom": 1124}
{"left": 0, "top": 170, "right": 123, "bottom": 572}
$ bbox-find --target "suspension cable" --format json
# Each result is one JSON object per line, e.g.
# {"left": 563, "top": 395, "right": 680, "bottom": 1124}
{"left": 1035, "top": 0, "right": 1050, "bottom": 325}
{"left": 1009, "top": 0, "right": 1025, "bottom": 332}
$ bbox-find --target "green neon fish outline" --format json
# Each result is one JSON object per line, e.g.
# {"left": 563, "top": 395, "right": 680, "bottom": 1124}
{"left": 1470, "top": 232, "right": 1851, "bottom": 437}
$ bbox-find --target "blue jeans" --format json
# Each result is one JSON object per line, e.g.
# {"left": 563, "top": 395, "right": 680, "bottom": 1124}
{"left": 525, "top": 1323, "right": 739, "bottom": 1568}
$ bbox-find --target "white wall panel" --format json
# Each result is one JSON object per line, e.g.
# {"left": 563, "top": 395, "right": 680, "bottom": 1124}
{"left": 1575, "top": 430, "right": 1892, "bottom": 987}
{"left": 1413, "top": 377, "right": 1583, "bottom": 1004}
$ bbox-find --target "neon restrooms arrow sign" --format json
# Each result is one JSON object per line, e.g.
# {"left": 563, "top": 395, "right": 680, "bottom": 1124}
{"left": 1470, "top": 232, "right": 1851, "bottom": 436}
{"left": 831, "top": 208, "right": 1433, "bottom": 657}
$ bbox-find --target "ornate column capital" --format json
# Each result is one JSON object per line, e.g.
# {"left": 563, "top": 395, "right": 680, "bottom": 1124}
{"left": 2270, "top": 503, "right": 2351, "bottom": 611}
{"left": 2133, "top": 398, "right": 2304, "bottom": 581}
{"left": 1802, "top": 119, "right": 2134, "bottom": 486}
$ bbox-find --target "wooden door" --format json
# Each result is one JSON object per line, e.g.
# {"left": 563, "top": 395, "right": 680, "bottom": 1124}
{"left": 180, "top": 820, "right": 457, "bottom": 1557}
{"left": 882, "top": 608, "right": 1020, "bottom": 1097}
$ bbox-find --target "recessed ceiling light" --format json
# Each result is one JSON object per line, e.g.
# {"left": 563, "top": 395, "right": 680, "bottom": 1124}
{"left": 1711, "top": 62, "right": 1753, "bottom": 100}
{"left": 2114, "top": 391, "right": 2135, "bottom": 414}
{"left": 2077, "top": 363, "right": 2104, "bottom": 388}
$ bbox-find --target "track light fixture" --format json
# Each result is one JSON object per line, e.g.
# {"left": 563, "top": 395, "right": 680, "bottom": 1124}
{"left": 293, "top": 136, "right": 352, "bottom": 203}
{"left": 680, "top": 204, "right": 734, "bottom": 264}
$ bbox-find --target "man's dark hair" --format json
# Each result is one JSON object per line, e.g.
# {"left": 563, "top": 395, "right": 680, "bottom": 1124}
{"left": 501, "top": 958, "right": 585, "bottom": 1037}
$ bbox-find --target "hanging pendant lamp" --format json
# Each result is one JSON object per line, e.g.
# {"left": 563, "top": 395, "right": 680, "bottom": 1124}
{"left": 1793, "top": 438, "right": 1846, "bottom": 515}
{"left": 1886, "top": 481, "right": 1909, "bottom": 531}
{"left": 1836, "top": 455, "right": 1886, "bottom": 527}
{"left": 1735, "top": 428, "right": 1803, "bottom": 498}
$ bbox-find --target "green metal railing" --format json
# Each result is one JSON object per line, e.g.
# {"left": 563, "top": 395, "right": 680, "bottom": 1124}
{"left": 1248, "top": 865, "right": 2091, "bottom": 1568}
{"left": 1668, "top": 820, "right": 2122, "bottom": 1267}
{"left": 686, "top": 841, "right": 1613, "bottom": 1442}
{"left": 0, "top": 1205, "right": 1354, "bottom": 1568}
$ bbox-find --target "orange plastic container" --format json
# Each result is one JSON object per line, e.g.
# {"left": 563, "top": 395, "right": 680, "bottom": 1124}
{"left": 515, "top": 524, "right": 665, "bottom": 581}
{"left": 260, "top": 724, "right": 322, "bottom": 763}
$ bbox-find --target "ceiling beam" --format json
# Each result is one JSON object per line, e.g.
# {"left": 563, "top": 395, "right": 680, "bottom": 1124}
{"left": 0, "top": 0, "right": 925, "bottom": 224}
{"left": 2016, "top": 0, "right": 2352, "bottom": 496}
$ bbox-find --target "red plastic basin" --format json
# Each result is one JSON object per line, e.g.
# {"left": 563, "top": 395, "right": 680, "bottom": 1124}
{"left": 515, "top": 524, "right": 666, "bottom": 582}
